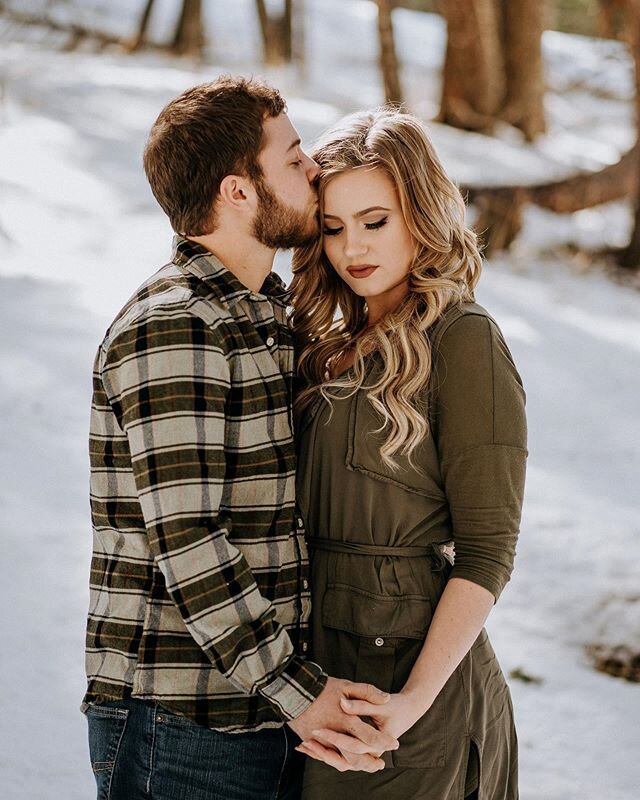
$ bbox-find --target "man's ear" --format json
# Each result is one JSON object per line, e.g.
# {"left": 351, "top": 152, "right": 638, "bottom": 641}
{"left": 219, "top": 174, "right": 257, "bottom": 212}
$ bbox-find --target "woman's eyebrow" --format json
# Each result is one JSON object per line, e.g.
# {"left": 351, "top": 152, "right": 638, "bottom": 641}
{"left": 324, "top": 206, "right": 391, "bottom": 220}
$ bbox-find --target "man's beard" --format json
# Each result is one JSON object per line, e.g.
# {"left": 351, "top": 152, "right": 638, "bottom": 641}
{"left": 252, "top": 177, "right": 319, "bottom": 249}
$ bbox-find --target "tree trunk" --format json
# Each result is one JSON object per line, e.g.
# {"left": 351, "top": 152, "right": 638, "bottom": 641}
{"left": 439, "top": 0, "right": 546, "bottom": 139}
{"left": 474, "top": 187, "right": 526, "bottom": 256}
{"left": 618, "top": 0, "right": 640, "bottom": 269}
{"left": 465, "top": 144, "right": 639, "bottom": 209}
{"left": 500, "top": 0, "right": 546, "bottom": 140}
{"left": 255, "top": 0, "right": 294, "bottom": 65}
{"left": 283, "top": 0, "right": 293, "bottom": 61}
{"left": 439, "top": 0, "right": 504, "bottom": 132}
{"left": 598, "top": 0, "right": 627, "bottom": 40}
{"left": 621, "top": 177, "right": 640, "bottom": 268}
{"left": 530, "top": 146, "right": 639, "bottom": 213}
{"left": 439, "top": 0, "right": 640, "bottom": 256}
{"left": 130, "top": 0, "right": 156, "bottom": 52}
{"left": 291, "top": 0, "right": 306, "bottom": 72}
{"left": 377, "top": 0, "right": 403, "bottom": 106}
{"left": 172, "top": 0, "right": 204, "bottom": 59}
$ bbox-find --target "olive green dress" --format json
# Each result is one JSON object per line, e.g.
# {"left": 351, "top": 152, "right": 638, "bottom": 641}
{"left": 296, "top": 303, "right": 527, "bottom": 800}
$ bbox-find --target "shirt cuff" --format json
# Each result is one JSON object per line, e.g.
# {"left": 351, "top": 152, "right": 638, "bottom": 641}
{"left": 259, "top": 654, "right": 328, "bottom": 721}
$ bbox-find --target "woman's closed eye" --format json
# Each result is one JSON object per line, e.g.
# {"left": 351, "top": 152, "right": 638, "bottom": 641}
{"left": 323, "top": 217, "right": 389, "bottom": 236}
{"left": 323, "top": 225, "right": 343, "bottom": 236}
{"left": 365, "top": 216, "right": 388, "bottom": 231}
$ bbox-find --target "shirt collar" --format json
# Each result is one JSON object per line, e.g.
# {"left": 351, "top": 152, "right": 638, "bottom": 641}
{"left": 171, "top": 235, "right": 290, "bottom": 310}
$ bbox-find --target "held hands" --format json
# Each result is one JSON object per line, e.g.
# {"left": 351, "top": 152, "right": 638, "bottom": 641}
{"left": 300, "top": 689, "right": 427, "bottom": 770}
{"left": 287, "top": 677, "right": 399, "bottom": 772}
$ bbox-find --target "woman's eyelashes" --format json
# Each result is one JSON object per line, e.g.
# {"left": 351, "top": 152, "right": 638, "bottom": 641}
{"left": 322, "top": 217, "right": 389, "bottom": 236}
{"left": 322, "top": 225, "right": 343, "bottom": 236}
{"left": 366, "top": 216, "right": 388, "bottom": 231}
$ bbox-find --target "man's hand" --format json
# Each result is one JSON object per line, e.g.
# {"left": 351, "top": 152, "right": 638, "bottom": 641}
{"left": 287, "top": 677, "right": 398, "bottom": 772}
{"left": 297, "top": 690, "right": 427, "bottom": 772}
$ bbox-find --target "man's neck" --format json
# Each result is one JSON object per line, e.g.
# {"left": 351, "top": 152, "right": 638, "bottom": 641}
{"left": 187, "top": 232, "right": 275, "bottom": 294}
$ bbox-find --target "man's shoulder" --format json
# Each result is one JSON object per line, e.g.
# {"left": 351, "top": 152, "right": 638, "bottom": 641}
{"left": 101, "top": 261, "right": 231, "bottom": 351}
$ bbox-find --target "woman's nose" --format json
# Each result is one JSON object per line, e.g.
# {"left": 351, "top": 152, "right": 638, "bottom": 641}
{"left": 343, "top": 231, "right": 367, "bottom": 258}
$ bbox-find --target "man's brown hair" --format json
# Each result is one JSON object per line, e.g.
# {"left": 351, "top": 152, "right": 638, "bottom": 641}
{"left": 143, "top": 76, "right": 286, "bottom": 236}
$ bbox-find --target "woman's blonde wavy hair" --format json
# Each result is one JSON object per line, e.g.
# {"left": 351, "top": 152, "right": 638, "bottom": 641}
{"left": 290, "top": 109, "right": 482, "bottom": 470}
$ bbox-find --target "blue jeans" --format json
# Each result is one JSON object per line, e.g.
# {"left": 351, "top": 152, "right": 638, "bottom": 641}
{"left": 86, "top": 698, "right": 304, "bottom": 800}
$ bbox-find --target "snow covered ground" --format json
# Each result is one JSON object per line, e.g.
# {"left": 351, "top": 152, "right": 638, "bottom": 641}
{"left": 0, "top": 2, "right": 639, "bottom": 799}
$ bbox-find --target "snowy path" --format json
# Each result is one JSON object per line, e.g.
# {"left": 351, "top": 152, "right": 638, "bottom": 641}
{"left": 2, "top": 252, "right": 638, "bottom": 800}
{"left": 476, "top": 258, "right": 640, "bottom": 800}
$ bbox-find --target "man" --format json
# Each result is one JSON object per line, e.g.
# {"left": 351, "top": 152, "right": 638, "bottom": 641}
{"left": 82, "top": 76, "right": 397, "bottom": 800}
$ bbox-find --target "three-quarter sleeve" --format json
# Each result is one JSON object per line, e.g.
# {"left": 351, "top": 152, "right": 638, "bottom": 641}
{"left": 432, "top": 311, "right": 528, "bottom": 601}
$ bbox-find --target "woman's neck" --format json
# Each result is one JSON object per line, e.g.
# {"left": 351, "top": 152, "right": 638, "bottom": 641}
{"left": 365, "top": 280, "right": 410, "bottom": 326}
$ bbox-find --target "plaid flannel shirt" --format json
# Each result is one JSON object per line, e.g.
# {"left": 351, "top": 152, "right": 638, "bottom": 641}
{"left": 82, "top": 236, "right": 327, "bottom": 731}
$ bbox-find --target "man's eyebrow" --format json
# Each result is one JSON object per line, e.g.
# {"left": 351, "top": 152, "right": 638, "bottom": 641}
{"left": 324, "top": 206, "right": 391, "bottom": 219}
{"left": 287, "top": 138, "right": 301, "bottom": 152}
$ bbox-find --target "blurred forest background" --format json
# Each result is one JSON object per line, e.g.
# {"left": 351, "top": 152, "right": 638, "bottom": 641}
{"left": 3, "top": 0, "right": 640, "bottom": 268}
{"left": 0, "top": 2, "right": 638, "bottom": 799}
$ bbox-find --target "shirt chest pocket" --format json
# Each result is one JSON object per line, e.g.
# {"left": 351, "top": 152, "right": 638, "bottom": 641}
{"left": 346, "top": 389, "right": 445, "bottom": 501}
{"left": 321, "top": 583, "right": 448, "bottom": 769}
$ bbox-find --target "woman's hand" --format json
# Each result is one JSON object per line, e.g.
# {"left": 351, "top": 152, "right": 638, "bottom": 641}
{"left": 288, "top": 678, "right": 397, "bottom": 773}
{"left": 296, "top": 690, "right": 429, "bottom": 768}
{"left": 298, "top": 579, "right": 496, "bottom": 772}
{"left": 341, "top": 689, "right": 427, "bottom": 739}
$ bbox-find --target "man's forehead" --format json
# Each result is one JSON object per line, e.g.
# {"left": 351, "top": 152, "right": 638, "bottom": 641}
{"left": 262, "top": 112, "right": 299, "bottom": 151}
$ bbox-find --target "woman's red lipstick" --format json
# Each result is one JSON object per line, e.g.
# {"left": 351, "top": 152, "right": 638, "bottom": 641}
{"left": 346, "top": 264, "right": 378, "bottom": 278}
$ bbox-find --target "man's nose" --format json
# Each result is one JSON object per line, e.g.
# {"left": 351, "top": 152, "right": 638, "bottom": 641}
{"left": 304, "top": 153, "right": 320, "bottom": 184}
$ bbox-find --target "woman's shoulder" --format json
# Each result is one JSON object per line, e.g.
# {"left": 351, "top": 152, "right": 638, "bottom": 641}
{"left": 427, "top": 300, "right": 524, "bottom": 406}
{"left": 428, "top": 300, "right": 502, "bottom": 355}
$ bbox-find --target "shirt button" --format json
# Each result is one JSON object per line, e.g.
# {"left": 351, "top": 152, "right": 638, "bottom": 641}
{"left": 266, "top": 336, "right": 275, "bottom": 347}
{"left": 302, "top": 642, "right": 309, "bottom": 652}
{"left": 302, "top": 579, "right": 309, "bottom": 590}
{"left": 374, "top": 637, "right": 385, "bottom": 647}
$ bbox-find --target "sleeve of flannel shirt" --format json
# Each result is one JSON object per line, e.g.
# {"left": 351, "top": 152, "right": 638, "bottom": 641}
{"left": 100, "top": 309, "right": 327, "bottom": 720}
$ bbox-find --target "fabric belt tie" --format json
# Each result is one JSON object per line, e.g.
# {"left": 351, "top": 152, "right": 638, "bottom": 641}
{"left": 306, "top": 537, "right": 455, "bottom": 570}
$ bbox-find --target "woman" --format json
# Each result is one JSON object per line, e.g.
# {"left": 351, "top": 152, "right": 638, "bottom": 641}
{"left": 289, "top": 110, "right": 527, "bottom": 800}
